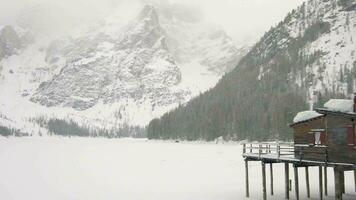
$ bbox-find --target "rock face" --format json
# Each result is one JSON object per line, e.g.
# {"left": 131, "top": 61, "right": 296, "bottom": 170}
{"left": 31, "top": 6, "right": 185, "bottom": 111}
{"left": 0, "top": 4, "right": 242, "bottom": 132}
{"left": 0, "top": 25, "right": 28, "bottom": 60}
{"left": 159, "top": 4, "right": 241, "bottom": 75}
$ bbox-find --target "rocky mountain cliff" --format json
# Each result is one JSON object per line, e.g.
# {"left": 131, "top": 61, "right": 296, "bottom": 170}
{"left": 0, "top": 4, "right": 243, "bottom": 136}
{"left": 147, "top": 0, "right": 356, "bottom": 141}
{"left": 0, "top": 25, "right": 30, "bottom": 61}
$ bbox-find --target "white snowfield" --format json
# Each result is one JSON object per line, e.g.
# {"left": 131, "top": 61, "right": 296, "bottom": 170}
{"left": 0, "top": 138, "right": 355, "bottom": 200}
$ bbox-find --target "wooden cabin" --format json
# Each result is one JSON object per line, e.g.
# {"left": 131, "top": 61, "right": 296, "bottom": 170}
{"left": 290, "top": 98, "right": 356, "bottom": 164}
{"left": 243, "top": 98, "right": 356, "bottom": 200}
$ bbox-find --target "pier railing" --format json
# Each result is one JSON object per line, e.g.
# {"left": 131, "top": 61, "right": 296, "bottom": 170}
{"left": 242, "top": 142, "right": 328, "bottom": 163}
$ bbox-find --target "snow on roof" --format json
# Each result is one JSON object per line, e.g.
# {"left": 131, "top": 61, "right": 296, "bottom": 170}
{"left": 293, "top": 110, "right": 323, "bottom": 123}
{"left": 324, "top": 99, "right": 354, "bottom": 113}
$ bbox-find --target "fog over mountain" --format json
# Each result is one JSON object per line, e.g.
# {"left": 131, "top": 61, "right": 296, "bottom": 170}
{"left": 0, "top": 0, "right": 304, "bottom": 45}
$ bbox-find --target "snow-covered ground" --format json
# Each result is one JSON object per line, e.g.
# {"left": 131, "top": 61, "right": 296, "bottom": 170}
{"left": 0, "top": 137, "right": 355, "bottom": 200}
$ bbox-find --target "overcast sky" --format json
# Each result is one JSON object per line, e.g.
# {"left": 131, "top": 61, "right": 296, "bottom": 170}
{"left": 0, "top": 0, "right": 305, "bottom": 45}
{"left": 188, "top": 0, "right": 305, "bottom": 44}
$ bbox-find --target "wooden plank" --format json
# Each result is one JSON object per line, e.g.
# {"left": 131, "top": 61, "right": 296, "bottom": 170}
{"left": 319, "top": 166, "right": 323, "bottom": 200}
{"left": 305, "top": 166, "right": 310, "bottom": 198}
{"left": 270, "top": 163, "right": 274, "bottom": 195}
{"left": 285, "top": 163, "right": 290, "bottom": 199}
{"left": 354, "top": 170, "right": 356, "bottom": 192}
{"left": 334, "top": 167, "right": 343, "bottom": 200}
{"left": 341, "top": 170, "right": 345, "bottom": 194}
{"left": 294, "top": 165, "right": 299, "bottom": 200}
{"left": 262, "top": 162, "right": 267, "bottom": 200}
{"left": 245, "top": 160, "right": 249, "bottom": 197}
{"left": 324, "top": 166, "right": 328, "bottom": 196}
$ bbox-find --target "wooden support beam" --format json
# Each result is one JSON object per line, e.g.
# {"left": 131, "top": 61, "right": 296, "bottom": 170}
{"left": 285, "top": 163, "right": 290, "bottom": 199}
{"left": 294, "top": 165, "right": 299, "bottom": 200}
{"left": 334, "top": 167, "right": 343, "bottom": 200}
{"left": 270, "top": 163, "right": 274, "bottom": 196}
{"left": 324, "top": 166, "right": 328, "bottom": 196}
{"left": 262, "top": 162, "right": 267, "bottom": 200}
{"left": 305, "top": 166, "right": 310, "bottom": 198}
{"left": 245, "top": 160, "right": 249, "bottom": 198}
{"left": 319, "top": 166, "right": 323, "bottom": 200}
{"left": 341, "top": 170, "right": 345, "bottom": 194}
{"left": 354, "top": 170, "right": 356, "bottom": 192}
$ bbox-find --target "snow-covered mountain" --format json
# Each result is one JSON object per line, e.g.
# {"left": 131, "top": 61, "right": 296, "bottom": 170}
{"left": 0, "top": 4, "right": 244, "bottom": 136}
{"left": 146, "top": 0, "right": 356, "bottom": 141}
{"left": 256, "top": 0, "right": 356, "bottom": 100}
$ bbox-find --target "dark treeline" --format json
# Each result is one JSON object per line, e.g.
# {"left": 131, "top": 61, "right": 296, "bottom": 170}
{"left": 32, "top": 117, "right": 146, "bottom": 138}
{"left": 0, "top": 126, "right": 25, "bottom": 137}
{"left": 0, "top": 126, "right": 12, "bottom": 136}
{"left": 147, "top": 0, "right": 354, "bottom": 141}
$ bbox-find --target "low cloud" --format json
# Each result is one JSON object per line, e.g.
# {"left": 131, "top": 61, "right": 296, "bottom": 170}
{"left": 0, "top": 0, "right": 304, "bottom": 44}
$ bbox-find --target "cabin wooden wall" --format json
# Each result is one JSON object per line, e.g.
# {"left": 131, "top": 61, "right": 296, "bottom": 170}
{"left": 292, "top": 118, "right": 326, "bottom": 161}
{"left": 325, "top": 115, "right": 356, "bottom": 164}
{"left": 292, "top": 115, "right": 356, "bottom": 164}
{"left": 292, "top": 118, "right": 324, "bottom": 144}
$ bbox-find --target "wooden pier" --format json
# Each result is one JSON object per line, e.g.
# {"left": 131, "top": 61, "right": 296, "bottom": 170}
{"left": 242, "top": 142, "right": 356, "bottom": 200}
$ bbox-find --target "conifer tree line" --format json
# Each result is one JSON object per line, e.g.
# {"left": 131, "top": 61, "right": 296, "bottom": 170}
{"left": 0, "top": 114, "right": 26, "bottom": 136}
{"left": 31, "top": 117, "right": 146, "bottom": 138}
{"left": 147, "top": 0, "right": 355, "bottom": 141}
{"left": 0, "top": 126, "right": 25, "bottom": 137}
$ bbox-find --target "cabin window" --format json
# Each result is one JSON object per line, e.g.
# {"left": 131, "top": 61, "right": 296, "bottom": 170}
{"left": 311, "top": 131, "right": 326, "bottom": 145}
{"left": 315, "top": 132, "right": 321, "bottom": 145}
{"left": 347, "top": 125, "right": 355, "bottom": 146}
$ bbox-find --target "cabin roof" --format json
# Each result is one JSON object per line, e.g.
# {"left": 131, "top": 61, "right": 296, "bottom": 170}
{"left": 323, "top": 99, "right": 354, "bottom": 113}
{"left": 290, "top": 110, "right": 324, "bottom": 127}
{"left": 314, "top": 108, "right": 356, "bottom": 118}
{"left": 290, "top": 98, "right": 356, "bottom": 127}
{"left": 290, "top": 113, "right": 325, "bottom": 127}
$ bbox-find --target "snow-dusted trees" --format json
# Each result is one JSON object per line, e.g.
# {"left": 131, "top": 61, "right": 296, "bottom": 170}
{"left": 30, "top": 117, "right": 147, "bottom": 138}
{"left": 0, "top": 126, "right": 14, "bottom": 136}
{"left": 0, "top": 126, "right": 25, "bottom": 136}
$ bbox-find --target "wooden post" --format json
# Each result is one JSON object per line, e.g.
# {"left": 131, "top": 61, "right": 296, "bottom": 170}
{"left": 277, "top": 145, "right": 280, "bottom": 159}
{"left": 324, "top": 166, "right": 328, "bottom": 196}
{"left": 294, "top": 165, "right": 299, "bottom": 200}
{"left": 245, "top": 160, "right": 249, "bottom": 197}
{"left": 262, "top": 162, "right": 267, "bottom": 200}
{"left": 354, "top": 170, "right": 356, "bottom": 192}
{"left": 259, "top": 144, "right": 262, "bottom": 158}
{"left": 305, "top": 166, "right": 310, "bottom": 198}
{"left": 270, "top": 163, "right": 274, "bottom": 195}
{"left": 319, "top": 166, "right": 323, "bottom": 200}
{"left": 285, "top": 163, "right": 290, "bottom": 199}
{"left": 341, "top": 170, "right": 345, "bottom": 194}
{"left": 334, "top": 167, "right": 343, "bottom": 200}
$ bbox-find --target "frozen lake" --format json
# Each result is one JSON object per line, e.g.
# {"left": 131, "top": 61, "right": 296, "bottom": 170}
{"left": 0, "top": 137, "right": 355, "bottom": 200}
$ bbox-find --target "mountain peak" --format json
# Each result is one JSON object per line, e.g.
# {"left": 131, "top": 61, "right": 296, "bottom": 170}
{"left": 138, "top": 5, "right": 159, "bottom": 24}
